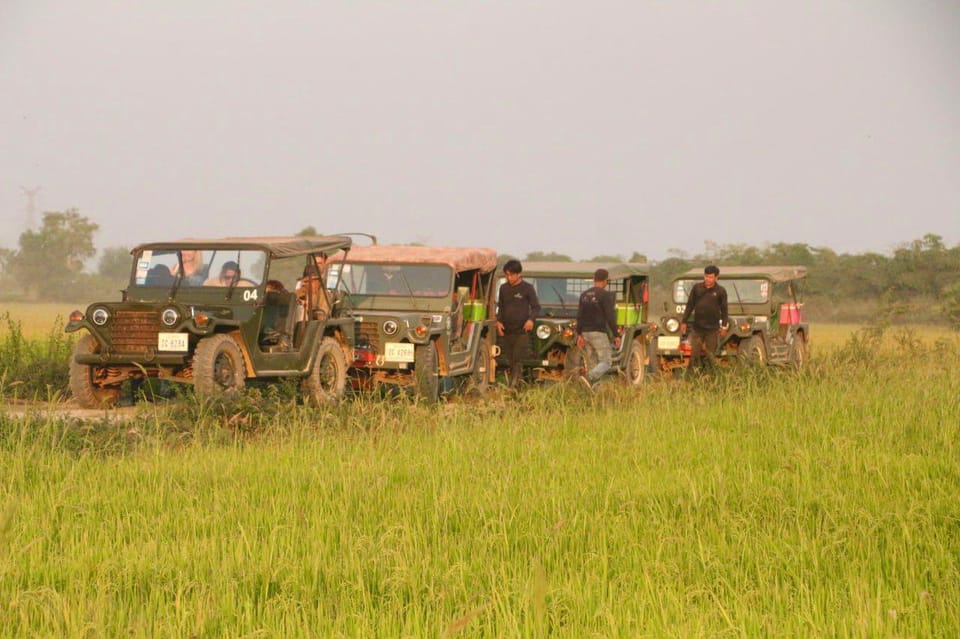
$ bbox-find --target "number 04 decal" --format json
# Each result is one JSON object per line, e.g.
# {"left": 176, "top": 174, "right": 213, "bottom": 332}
{"left": 243, "top": 289, "right": 258, "bottom": 302}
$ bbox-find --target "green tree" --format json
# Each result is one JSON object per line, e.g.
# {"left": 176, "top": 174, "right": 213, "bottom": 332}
{"left": 98, "top": 246, "right": 132, "bottom": 281}
{"left": 524, "top": 251, "right": 572, "bottom": 262}
{"left": 8, "top": 209, "right": 99, "bottom": 300}
{"left": 588, "top": 254, "right": 625, "bottom": 263}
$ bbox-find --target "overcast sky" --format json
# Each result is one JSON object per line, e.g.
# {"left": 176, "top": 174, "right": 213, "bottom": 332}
{"left": 2, "top": 1, "right": 958, "bottom": 262}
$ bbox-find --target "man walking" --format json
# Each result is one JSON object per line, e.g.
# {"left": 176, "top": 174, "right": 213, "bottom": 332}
{"left": 496, "top": 260, "right": 540, "bottom": 388}
{"left": 576, "top": 268, "right": 621, "bottom": 389}
{"left": 680, "top": 264, "right": 730, "bottom": 375}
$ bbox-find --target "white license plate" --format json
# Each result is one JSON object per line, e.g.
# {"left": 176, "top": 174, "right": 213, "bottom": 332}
{"left": 158, "top": 332, "right": 189, "bottom": 352}
{"left": 384, "top": 342, "right": 415, "bottom": 363}
{"left": 658, "top": 335, "right": 681, "bottom": 351}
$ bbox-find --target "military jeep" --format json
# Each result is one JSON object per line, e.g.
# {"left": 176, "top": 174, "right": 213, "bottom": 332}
{"left": 505, "top": 262, "right": 655, "bottom": 386}
{"left": 65, "top": 235, "right": 356, "bottom": 407}
{"left": 655, "top": 265, "right": 810, "bottom": 373}
{"left": 327, "top": 245, "right": 498, "bottom": 402}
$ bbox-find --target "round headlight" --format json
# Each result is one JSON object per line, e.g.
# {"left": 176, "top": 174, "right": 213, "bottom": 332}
{"left": 665, "top": 318, "right": 680, "bottom": 333}
{"left": 91, "top": 308, "right": 109, "bottom": 326}
{"left": 382, "top": 320, "right": 399, "bottom": 335}
{"left": 161, "top": 308, "right": 180, "bottom": 326}
{"left": 536, "top": 324, "right": 552, "bottom": 340}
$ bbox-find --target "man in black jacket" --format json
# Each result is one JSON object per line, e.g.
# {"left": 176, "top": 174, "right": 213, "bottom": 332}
{"left": 576, "top": 268, "right": 621, "bottom": 389}
{"left": 497, "top": 259, "right": 540, "bottom": 388}
{"left": 680, "top": 265, "right": 730, "bottom": 374}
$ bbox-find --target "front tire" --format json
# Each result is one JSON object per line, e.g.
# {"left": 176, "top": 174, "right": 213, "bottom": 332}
{"left": 624, "top": 337, "right": 647, "bottom": 386}
{"left": 301, "top": 336, "right": 348, "bottom": 406}
{"left": 414, "top": 341, "right": 439, "bottom": 403}
{"left": 193, "top": 334, "right": 246, "bottom": 398}
{"left": 738, "top": 335, "right": 767, "bottom": 366}
{"left": 69, "top": 334, "right": 121, "bottom": 408}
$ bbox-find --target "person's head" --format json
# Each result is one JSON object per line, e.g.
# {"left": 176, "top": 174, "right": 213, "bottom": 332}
{"left": 180, "top": 250, "right": 203, "bottom": 272}
{"left": 503, "top": 259, "right": 523, "bottom": 285}
{"left": 219, "top": 261, "right": 239, "bottom": 282}
{"left": 703, "top": 265, "right": 720, "bottom": 288}
{"left": 593, "top": 268, "right": 609, "bottom": 288}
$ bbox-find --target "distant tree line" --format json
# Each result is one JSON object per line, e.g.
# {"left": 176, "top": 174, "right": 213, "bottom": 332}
{"left": 1, "top": 210, "right": 957, "bottom": 327}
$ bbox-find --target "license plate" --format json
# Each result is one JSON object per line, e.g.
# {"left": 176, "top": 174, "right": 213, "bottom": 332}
{"left": 384, "top": 342, "right": 415, "bottom": 363}
{"left": 158, "top": 332, "right": 189, "bottom": 352}
{"left": 658, "top": 335, "right": 680, "bottom": 351}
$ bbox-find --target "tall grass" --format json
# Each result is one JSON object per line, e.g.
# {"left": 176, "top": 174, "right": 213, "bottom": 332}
{"left": 0, "top": 328, "right": 958, "bottom": 636}
{"left": 0, "top": 312, "right": 75, "bottom": 401}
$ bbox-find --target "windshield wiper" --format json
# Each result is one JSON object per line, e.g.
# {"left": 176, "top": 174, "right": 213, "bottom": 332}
{"left": 549, "top": 285, "right": 567, "bottom": 312}
{"left": 729, "top": 281, "right": 746, "bottom": 315}
{"left": 397, "top": 271, "right": 421, "bottom": 311}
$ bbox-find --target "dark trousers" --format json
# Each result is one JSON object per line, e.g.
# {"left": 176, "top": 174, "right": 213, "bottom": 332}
{"left": 500, "top": 333, "right": 531, "bottom": 387}
{"left": 688, "top": 328, "right": 719, "bottom": 372}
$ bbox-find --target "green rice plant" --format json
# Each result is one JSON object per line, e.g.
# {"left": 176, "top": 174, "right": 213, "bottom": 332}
{"left": 0, "top": 312, "right": 75, "bottom": 400}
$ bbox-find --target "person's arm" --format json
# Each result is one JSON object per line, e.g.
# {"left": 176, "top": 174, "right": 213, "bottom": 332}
{"left": 576, "top": 291, "right": 585, "bottom": 335}
{"left": 526, "top": 283, "right": 541, "bottom": 322}
{"left": 681, "top": 285, "right": 699, "bottom": 324}
{"left": 719, "top": 287, "right": 730, "bottom": 329}
{"left": 603, "top": 290, "right": 618, "bottom": 335}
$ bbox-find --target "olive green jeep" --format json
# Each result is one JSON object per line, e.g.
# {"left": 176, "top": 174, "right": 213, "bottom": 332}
{"left": 504, "top": 262, "right": 655, "bottom": 385}
{"left": 327, "top": 245, "right": 498, "bottom": 402}
{"left": 655, "top": 265, "right": 810, "bottom": 373}
{"left": 65, "top": 235, "right": 357, "bottom": 407}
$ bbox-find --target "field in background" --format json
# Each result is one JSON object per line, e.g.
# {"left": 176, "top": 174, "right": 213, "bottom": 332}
{"left": 1, "top": 305, "right": 959, "bottom": 635}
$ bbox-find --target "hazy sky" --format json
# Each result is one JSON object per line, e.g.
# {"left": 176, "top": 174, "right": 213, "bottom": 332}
{"left": 2, "top": 1, "right": 958, "bottom": 262}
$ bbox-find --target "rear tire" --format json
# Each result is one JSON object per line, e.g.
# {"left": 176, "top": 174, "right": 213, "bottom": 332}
{"left": 301, "top": 336, "right": 348, "bottom": 406}
{"left": 193, "top": 334, "right": 246, "bottom": 398}
{"left": 69, "top": 334, "right": 121, "bottom": 408}
{"left": 788, "top": 331, "right": 807, "bottom": 369}
{"left": 624, "top": 337, "right": 647, "bottom": 386}
{"left": 415, "top": 341, "right": 439, "bottom": 403}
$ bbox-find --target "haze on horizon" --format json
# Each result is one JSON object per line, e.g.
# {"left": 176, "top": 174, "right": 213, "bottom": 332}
{"left": 2, "top": 1, "right": 958, "bottom": 262}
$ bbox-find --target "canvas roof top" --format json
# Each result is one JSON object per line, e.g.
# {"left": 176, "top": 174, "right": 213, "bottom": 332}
{"left": 676, "top": 265, "right": 808, "bottom": 282}
{"left": 133, "top": 236, "right": 352, "bottom": 258}
{"left": 521, "top": 262, "right": 650, "bottom": 279}
{"left": 336, "top": 245, "right": 498, "bottom": 273}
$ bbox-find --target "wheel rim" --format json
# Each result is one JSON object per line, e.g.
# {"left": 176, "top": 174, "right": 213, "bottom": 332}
{"left": 213, "top": 352, "right": 237, "bottom": 388}
{"left": 629, "top": 349, "right": 644, "bottom": 384}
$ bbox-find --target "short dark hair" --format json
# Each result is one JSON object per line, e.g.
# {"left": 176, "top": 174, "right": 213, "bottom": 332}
{"left": 593, "top": 268, "right": 609, "bottom": 282}
{"left": 503, "top": 259, "right": 523, "bottom": 275}
{"left": 221, "top": 261, "right": 240, "bottom": 273}
{"left": 704, "top": 265, "right": 720, "bottom": 276}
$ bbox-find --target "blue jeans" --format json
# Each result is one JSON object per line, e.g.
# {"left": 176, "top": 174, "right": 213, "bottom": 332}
{"left": 582, "top": 331, "right": 613, "bottom": 382}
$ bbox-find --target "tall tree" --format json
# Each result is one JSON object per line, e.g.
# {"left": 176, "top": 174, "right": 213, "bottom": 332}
{"left": 98, "top": 246, "right": 132, "bottom": 281}
{"left": 8, "top": 209, "right": 99, "bottom": 299}
{"left": 524, "top": 251, "right": 572, "bottom": 262}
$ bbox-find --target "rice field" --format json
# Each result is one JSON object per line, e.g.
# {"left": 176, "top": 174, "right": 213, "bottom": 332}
{"left": 1, "top": 307, "right": 958, "bottom": 636}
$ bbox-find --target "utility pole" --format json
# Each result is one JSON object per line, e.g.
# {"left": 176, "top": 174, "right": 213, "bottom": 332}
{"left": 20, "top": 185, "right": 41, "bottom": 229}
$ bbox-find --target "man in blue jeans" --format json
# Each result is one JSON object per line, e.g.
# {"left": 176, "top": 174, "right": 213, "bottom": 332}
{"left": 575, "top": 268, "right": 621, "bottom": 390}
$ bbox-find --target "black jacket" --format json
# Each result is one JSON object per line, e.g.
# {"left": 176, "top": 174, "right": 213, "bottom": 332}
{"left": 577, "top": 286, "right": 618, "bottom": 335}
{"left": 681, "top": 282, "right": 730, "bottom": 332}
{"left": 497, "top": 280, "right": 540, "bottom": 335}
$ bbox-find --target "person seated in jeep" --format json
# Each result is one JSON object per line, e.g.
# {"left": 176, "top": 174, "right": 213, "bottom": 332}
{"left": 205, "top": 261, "right": 241, "bottom": 286}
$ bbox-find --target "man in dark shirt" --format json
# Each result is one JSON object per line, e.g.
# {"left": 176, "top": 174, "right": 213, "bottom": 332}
{"left": 680, "top": 264, "right": 730, "bottom": 374}
{"left": 496, "top": 259, "right": 540, "bottom": 388}
{"left": 576, "top": 268, "right": 621, "bottom": 389}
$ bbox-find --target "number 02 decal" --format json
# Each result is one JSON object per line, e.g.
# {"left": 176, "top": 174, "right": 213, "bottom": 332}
{"left": 243, "top": 289, "right": 258, "bottom": 302}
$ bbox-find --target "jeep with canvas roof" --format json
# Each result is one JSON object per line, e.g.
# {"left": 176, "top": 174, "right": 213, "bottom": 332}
{"left": 505, "top": 262, "right": 655, "bottom": 386}
{"left": 327, "top": 245, "right": 498, "bottom": 402}
{"left": 656, "top": 265, "right": 810, "bottom": 373}
{"left": 65, "top": 235, "right": 356, "bottom": 407}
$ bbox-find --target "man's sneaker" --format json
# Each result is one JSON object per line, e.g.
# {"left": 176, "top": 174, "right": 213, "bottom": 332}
{"left": 577, "top": 375, "right": 593, "bottom": 392}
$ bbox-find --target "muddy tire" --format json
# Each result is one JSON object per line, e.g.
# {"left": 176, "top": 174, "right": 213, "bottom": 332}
{"left": 564, "top": 342, "right": 598, "bottom": 381}
{"left": 301, "top": 336, "right": 348, "bottom": 406}
{"left": 193, "top": 334, "right": 246, "bottom": 398}
{"left": 738, "top": 335, "right": 767, "bottom": 366}
{"left": 624, "top": 337, "right": 647, "bottom": 386}
{"left": 69, "top": 334, "right": 121, "bottom": 408}
{"left": 788, "top": 331, "right": 807, "bottom": 369}
{"left": 468, "top": 331, "right": 494, "bottom": 395}
{"left": 414, "top": 341, "right": 440, "bottom": 403}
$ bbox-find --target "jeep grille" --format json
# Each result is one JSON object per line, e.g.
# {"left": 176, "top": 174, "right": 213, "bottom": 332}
{"left": 103, "top": 310, "right": 161, "bottom": 352}
{"left": 357, "top": 320, "right": 381, "bottom": 353}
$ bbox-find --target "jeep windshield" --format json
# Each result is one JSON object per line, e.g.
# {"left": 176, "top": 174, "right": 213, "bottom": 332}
{"left": 499, "top": 276, "right": 627, "bottom": 306}
{"left": 672, "top": 278, "right": 769, "bottom": 304}
{"left": 328, "top": 263, "right": 452, "bottom": 298}
{"left": 131, "top": 248, "right": 266, "bottom": 289}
